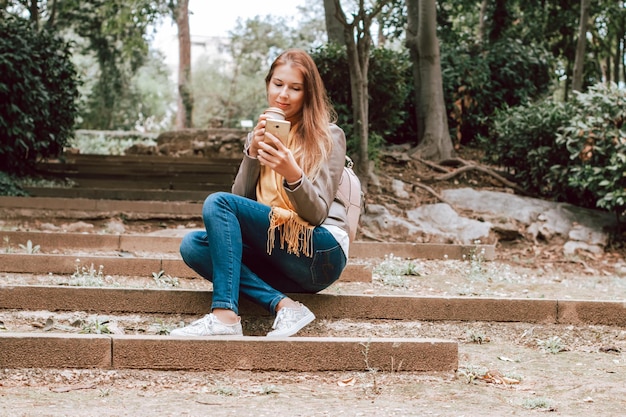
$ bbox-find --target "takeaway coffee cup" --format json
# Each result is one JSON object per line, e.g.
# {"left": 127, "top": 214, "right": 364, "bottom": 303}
{"left": 264, "top": 107, "right": 286, "bottom": 121}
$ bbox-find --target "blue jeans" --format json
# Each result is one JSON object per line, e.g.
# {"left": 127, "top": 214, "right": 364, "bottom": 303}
{"left": 179, "top": 192, "right": 347, "bottom": 315}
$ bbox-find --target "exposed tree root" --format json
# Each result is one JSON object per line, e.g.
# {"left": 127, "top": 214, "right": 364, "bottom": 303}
{"left": 410, "top": 155, "right": 531, "bottom": 196}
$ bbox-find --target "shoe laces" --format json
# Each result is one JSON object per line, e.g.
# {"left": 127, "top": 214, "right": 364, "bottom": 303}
{"left": 191, "top": 314, "right": 215, "bottom": 330}
{"left": 272, "top": 305, "right": 298, "bottom": 330}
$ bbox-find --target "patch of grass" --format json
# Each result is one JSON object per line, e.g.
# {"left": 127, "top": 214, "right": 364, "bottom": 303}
{"left": 466, "top": 328, "right": 490, "bottom": 344}
{"left": 522, "top": 397, "right": 553, "bottom": 410}
{"left": 248, "top": 385, "right": 280, "bottom": 395}
{"left": 537, "top": 336, "right": 566, "bottom": 353}
{"left": 18, "top": 239, "right": 40, "bottom": 254}
{"left": 68, "top": 259, "right": 117, "bottom": 287}
{"left": 462, "top": 241, "right": 488, "bottom": 280}
{"left": 152, "top": 270, "right": 180, "bottom": 288}
{"left": 456, "top": 364, "right": 488, "bottom": 384}
{"left": 374, "top": 254, "right": 423, "bottom": 288}
{"left": 212, "top": 385, "right": 239, "bottom": 396}
{"left": 2, "top": 236, "right": 13, "bottom": 253}
{"left": 152, "top": 319, "right": 174, "bottom": 335}
{"left": 16, "top": 176, "right": 76, "bottom": 189}
{"left": 80, "top": 318, "right": 112, "bottom": 334}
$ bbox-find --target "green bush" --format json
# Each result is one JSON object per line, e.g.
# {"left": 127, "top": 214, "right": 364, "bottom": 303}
{"left": 483, "top": 98, "right": 575, "bottom": 199}
{"left": 487, "top": 83, "right": 625, "bottom": 226}
{"left": 0, "top": 15, "right": 80, "bottom": 175}
{"left": 442, "top": 40, "right": 555, "bottom": 146}
{"left": 554, "top": 83, "right": 626, "bottom": 219}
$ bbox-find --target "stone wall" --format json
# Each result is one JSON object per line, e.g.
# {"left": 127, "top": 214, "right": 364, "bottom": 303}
{"left": 126, "top": 128, "right": 248, "bottom": 159}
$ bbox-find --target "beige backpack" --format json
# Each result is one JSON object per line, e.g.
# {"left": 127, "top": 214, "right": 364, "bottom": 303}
{"left": 336, "top": 156, "right": 362, "bottom": 242}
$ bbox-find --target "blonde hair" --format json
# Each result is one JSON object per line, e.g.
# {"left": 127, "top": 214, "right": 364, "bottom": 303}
{"left": 265, "top": 49, "right": 337, "bottom": 180}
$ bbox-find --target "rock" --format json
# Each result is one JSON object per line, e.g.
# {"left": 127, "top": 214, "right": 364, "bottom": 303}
{"left": 360, "top": 203, "right": 491, "bottom": 244}
{"left": 359, "top": 187, "right": 616, "bottom": 250}
{"left": 391, "top": 179, "right": 410, "bottom": 199}
{"left": 406, "top": 203, "right": 492, "bottom": 244}
{"left": 563, "top": 241, "right": 604, "bottom": 255}
{"left": 105, "top": 220, "right": 126, "bottom": 234}
{"left": 64, "top": 221, "right": 94, "bottom": 233}
{"left": 440, "top": 188, "right": 616, "bottom": 250}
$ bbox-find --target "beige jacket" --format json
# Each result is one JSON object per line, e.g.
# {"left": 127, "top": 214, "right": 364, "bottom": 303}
{"left": 232, "top": 124, "right": 349, "bottom": 234}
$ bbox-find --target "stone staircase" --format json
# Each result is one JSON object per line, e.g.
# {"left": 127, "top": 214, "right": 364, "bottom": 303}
{"left": 2, "top": 155, "right": 624, "bottom": 374}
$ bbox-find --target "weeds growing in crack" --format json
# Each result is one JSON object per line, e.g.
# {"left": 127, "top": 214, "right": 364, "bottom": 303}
{"left": 18, "top": 239, "right": 40, "bottom": 254}
{"left": 462, "top": 241, "right": 487, "bottom": 281}
{"left": 152, "top": 270, "right": 180, "bottom": 288}
{"left": 537, "top": 335, "right": 566, "bottom": 353}
{"left": 374, "top": 254, "right": 423, "bottom": 288}
{"left": 466, "top": 328, "right": 490, "bottom": 344}
{"left": 80, "top": 318, "right": 112, "bottom": 334}
{"left": 360, "top": 339, "right": 382, "bottom": 396}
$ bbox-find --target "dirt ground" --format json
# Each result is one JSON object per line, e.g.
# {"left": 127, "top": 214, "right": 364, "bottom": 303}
{"left": 1, "top": 148, "right": 626, "bottom": 416}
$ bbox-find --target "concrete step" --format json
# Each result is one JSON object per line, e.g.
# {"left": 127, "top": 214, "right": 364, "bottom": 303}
{"left": 2, "top": 285, "right": 624, "bottom": 326}
{"left": 0, "top": 196, "right": 201, "bottom": 220}
{"left": 0, "top": 333, "right": 457, "bottom": 372}
{"left": 24, "top": 187, "right": 212, "bottom": 202}
{"left": 0, "top": 253, "right": 370, "bottom": 282}
{"left": 0, "top": 230, "right": 496, "bottom": 260}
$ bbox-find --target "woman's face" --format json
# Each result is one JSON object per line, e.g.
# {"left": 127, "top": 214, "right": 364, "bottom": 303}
{"left": 267, "top": 63, "right": 305, "bottom": 121}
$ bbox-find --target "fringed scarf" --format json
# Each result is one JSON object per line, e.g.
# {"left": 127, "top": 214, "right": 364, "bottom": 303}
{"left": 256, "top": 151, "right": 314, "bottom": 258}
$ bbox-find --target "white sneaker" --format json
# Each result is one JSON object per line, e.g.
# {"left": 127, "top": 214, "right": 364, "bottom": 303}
{"left": 267, "top": 303, "right": 315, "bottom": 337}
{"left": 170, "top": 313, "right": 243, "bottom": 337}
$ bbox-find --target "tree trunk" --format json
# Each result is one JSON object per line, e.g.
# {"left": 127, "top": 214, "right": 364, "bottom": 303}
{"left": 175, "top": 0, "right": 193, "bottom": 129}
{"left": 29, "top": 0, "right": 38, "bottom": 27}
{"left": 323, "top": 0, "right": 343, "bottom": 44}
{"left": 489, "top": 0, "right": 510, "bottom": 42}
{"left": 572, "top": 0, "right": 590, "bottom": 92}
{"left": 332, "top": 0, "right": 387, "bottom": 185}
{"left": 614, "top": 15, "right": 624, "bottom": 85}
{"left": 405, "top": 0, "right": 454, "bottom": 162}
{"left": 477, "top": 0, "right": 488, "bottom": 44}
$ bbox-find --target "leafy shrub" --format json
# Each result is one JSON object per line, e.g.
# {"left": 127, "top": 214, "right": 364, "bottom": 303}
{"left": 441, "top": 39, "right": 555, "bottom": 146}
{"left": 0, "top": 172, "right": 28, "bottom": 197}
{"left": 554, "top": 83, "right": 626, "bottom": 219}
{"left": 486, "top": 83, "right": 626, "bottom": 226}
{"left": 483, "top": 98, "right": 575, "bottom": 198}
{"left": 0, "top": 15, "right": 80, "bottom": 175}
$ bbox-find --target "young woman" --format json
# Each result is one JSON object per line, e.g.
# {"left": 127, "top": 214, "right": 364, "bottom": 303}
{"left": 171, "top": 49, "right": 350, "bottom": 338}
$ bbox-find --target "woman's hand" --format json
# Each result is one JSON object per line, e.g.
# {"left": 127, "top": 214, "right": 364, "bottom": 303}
{"left": 257, "top": 132, "right": 302, "bottom": 184}
{"left": 248, "top": 115, "right": 269, "bottom": 159}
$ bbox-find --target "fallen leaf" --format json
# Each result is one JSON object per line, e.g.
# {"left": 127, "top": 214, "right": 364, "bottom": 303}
{"left": 337, "top": 377, "right": 356, "bottom": 387}
{"left": 479, "top": 370, "right": 520, "bottom": 385}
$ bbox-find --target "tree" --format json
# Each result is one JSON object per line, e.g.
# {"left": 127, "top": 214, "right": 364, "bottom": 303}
{"left": 405, "top": 0, "right": 454, "bottom": 161}
{"left": 174, "top": 0, "right": 192, "bottom": 128}
{"left": 323, "top": 0, "right": 343, "bottom": 44}
{"left": 572, "top": 0, "right": 590, "bottom": 92}
{"left": 330, "top": 0, "right": 388, "bottom": 184}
